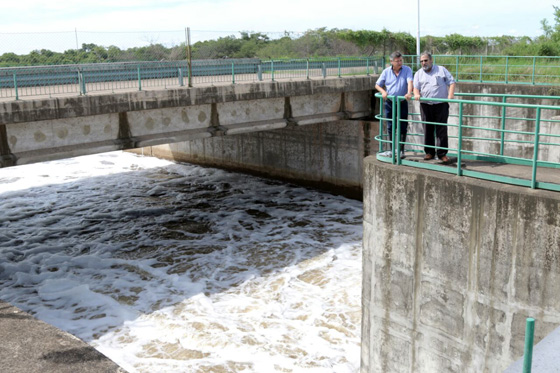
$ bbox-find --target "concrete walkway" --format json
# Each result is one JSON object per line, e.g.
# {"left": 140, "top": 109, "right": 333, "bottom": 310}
{"left": 0, "top": 301, "right": 126, "bottom": 373}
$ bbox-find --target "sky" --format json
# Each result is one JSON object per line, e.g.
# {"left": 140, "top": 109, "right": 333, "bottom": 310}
{"left": 0, "top": 0, "right": 558, "bottom": 53}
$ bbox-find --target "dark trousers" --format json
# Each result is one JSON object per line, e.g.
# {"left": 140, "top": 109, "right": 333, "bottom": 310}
{"left": 420, "top": 103, "right": 449, "bottom": 158}
{"left": 384, "top": 100, "right": 409, "bottom": 152}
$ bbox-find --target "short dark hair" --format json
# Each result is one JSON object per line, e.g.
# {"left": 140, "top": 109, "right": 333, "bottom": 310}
{"left": 420, "top": 51, "right": 432, "bottom": 60}
{"left": 390, "top": 51, "right": 403, "bottom": 60}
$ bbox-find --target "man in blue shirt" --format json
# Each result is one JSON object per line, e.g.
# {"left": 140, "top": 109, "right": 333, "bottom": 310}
{"left": 413, "top": 52, "right": 456, "bottom": 163}
{"left": 375, "top": 51, "right": 413, "bottom": 158}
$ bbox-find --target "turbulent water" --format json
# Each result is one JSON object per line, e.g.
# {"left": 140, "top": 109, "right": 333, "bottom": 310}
{"left": 0, "top": 152, "right": 363, "bottom": 373}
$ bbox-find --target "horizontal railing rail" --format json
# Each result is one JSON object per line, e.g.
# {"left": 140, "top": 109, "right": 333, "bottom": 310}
{"left": 0, "top": 57, "right": 385, "bottom": 100}
{"left": 375, "top": 92, "right": 560, "bottom": 192}
{"left": 403, "top": 55, "right": 560, "bottom": 86}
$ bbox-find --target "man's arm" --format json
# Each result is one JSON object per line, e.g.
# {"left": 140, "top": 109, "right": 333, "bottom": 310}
{"left": 405, "top": 80, "right": 413, "bottom": 100}
{"left": 375, "top": 84, "right": 388, "bottom": 100}
{"left": 448, "top": 83, "right": 456, "bottom": 100}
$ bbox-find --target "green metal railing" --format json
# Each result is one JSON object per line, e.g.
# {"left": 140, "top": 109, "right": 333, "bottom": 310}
{"left": 375, "top": 92, "right": 560, "bottom": 192}
{"left": 403, "top": 55, "right": 560, "bottom": 86}
{"left": 0, "top": 57, "right": 384, "bottom": 100}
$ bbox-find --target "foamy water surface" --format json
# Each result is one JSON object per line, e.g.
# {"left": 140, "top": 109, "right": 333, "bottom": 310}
{"left": 0, "top": 152, "right": 362, "bottom": 372}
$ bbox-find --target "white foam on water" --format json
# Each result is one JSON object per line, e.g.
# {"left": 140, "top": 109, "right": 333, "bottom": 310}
{"left": 0, "top": 151, "right": 363, "bottom": 372}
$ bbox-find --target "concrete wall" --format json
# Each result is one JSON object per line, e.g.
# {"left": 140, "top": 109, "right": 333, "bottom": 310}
{"left": 361, "top": 156, "right": 560, "bottom": 372}
{"left": 135, "top": 119, "right": 379, "bottom": 199}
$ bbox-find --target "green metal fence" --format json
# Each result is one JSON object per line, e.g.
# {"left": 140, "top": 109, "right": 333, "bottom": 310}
{"left": 0, "top": 57, "right": 384, "bottom": 100}
{"left": 403, "top": 55, "right": 560, "bottom": 86}
{"left": 375, "top": 92, "right": 560, "bottom": 192}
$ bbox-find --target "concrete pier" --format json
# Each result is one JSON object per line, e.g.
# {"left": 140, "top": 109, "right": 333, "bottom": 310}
{"left": 361, "top": 156, "right": 560, "bottom": 372}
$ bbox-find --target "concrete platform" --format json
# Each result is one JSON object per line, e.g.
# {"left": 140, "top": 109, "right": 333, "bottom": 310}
{"left": 0, "top": 300, "right": 126, "bottom": 373}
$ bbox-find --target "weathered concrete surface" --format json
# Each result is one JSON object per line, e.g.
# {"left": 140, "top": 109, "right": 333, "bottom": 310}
{"left": 0, "top": 300, "right": 126, "bottom": 373}
{"left": 0, "top": 76, "right": 376, "bottom": 168}
{"left": 362, "top": 156, "right": 560, "bottom": 372}
{"left": 134, "top": 119, "right": 379, "bottom": 199}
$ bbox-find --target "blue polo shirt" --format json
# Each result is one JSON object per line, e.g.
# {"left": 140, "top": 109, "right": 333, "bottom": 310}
{"left": 376, "top": 65, "right": 413, "bottom": 97}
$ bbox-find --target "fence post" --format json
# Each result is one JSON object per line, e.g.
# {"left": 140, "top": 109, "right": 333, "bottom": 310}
{"left": 322, "top": 63, "right": 326, "bottom": 78}
{"left": 479, "top": 56, "right": 483, "bottom": 82}
{"left": 505, "top": 56, "right": 509, "bottom": 84}
{"left": 531, "top": 57, "right": 537, "bottom": 85}
{"left": 306, "top": 59, "right": 309, "bottom": 80}
{"left": 338, "top": 57, "right": 341, "bottom": 78}
{"left": 178, "top": 68, "right": 184, "bottom": 86}
{"left": 500, "top": 96, "right": 507, "bottom": 155}
{"left": 531, "top": 108, "right": 541, "bottom": 189}
{"left": 13, "top": 73, "right": 18, "bottom": 100}
{"left": 137, "top": 66, "right": 142, "bottom": 91}
{"left": 271, "top": 60, "right": 275, "bottom": 82}
{"left": 457, "top": 101, "right": 463, "bottom": 176}
{"left": 257, "top": 64, "right": 262, "bottom": 81}
{"left": 232, "top": 62, "right": 235, "bottom": 84}
{"left": 523, "top": 318, "right": 535, "bottom": 373}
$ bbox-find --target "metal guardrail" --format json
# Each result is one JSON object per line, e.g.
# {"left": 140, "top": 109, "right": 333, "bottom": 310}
{"left": 375, "top": 92, "right": 560, "bottom": 192}
{"left": 403, "top": 55, "right": 560, "bottom": 86}
{"left": 0, "top": 57, "right": 385, "bottom": 99}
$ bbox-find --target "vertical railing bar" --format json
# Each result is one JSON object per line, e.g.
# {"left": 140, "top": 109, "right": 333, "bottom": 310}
{"left": 232, "top": 62, "right": 235, "bottom": 84}
{"left": 531, "top": 57, "right": 537, "bottom": 85}
{"left": 500, "top": 96, "right": 507, "bottom": 155}
{"left": 523, "top": 318, "right": 535, "bottom": 373}
{"left": 457, "top": 101, "right": 463, "bottom": 176}
{"left": 13, "top": 73, "right": 19, "bottom": 100}
{"left": 505, "top": 56, "right": 509, "bottom": 84}
{"left": 531, "top": 108, "right": 541, "bottom": 189}
{"left": 338, "top": 57, "right": 341, "bottom": 78}
{"left": 391, "top": 97, "right": 397, "bottom": 164}
{"left": 396, "top": 97, "right": 401, "bottom": 165}
{"left": 306, "top": 58, "right": 309, "bottom": 80}
{"left": 378, "top": 96, "right": 384, "bottom": 153}
{"left": 137, "top": 65, "right": 142, "bottom": 91}
{"left": 271, "top": 60, "right": 275, "bottom": 82}
{"left": 479, "top": 56, "right": 483, "bottom": 82}
{"left": 366, "top": 57, "right": 370, "bottom": 76}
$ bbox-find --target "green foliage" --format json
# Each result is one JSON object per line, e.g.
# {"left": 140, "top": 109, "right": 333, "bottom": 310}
{"left": 2, "top": 9, "right": 560, "bottom": 68}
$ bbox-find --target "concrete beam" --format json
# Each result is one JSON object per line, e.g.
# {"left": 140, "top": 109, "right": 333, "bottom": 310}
{"left": 0, "top": 77, "right": 377, "bottom": 168}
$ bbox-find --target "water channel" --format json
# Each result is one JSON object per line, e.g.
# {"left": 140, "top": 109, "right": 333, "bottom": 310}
{"left": 0, "top": 151, "right": 363, "bottom": 372}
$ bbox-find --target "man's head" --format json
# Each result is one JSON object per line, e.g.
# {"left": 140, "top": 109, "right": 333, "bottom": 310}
{"left": 390, "top": 51, "right": 404, "bottom": 71}
{"left": 420, "top": 52, "right": 433, "bottom": 72}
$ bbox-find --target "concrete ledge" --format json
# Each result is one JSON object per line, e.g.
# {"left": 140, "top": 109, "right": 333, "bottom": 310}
{"left": 0, "top": 301, "right": 126, "bottom": 373}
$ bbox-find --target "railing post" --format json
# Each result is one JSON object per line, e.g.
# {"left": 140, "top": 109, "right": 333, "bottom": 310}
{"left": 505, "top": 56, "right": 509, "bottom": 84}
{"left": 337, "top": 57, "right": 341, "bottom": 78}
{"left": 500, "top": 96, "right": 507, "bottom": 155}
{"left": 137, "top": 66, "right": 142, "bottom": 91}
{"left": 523, "top": 318, "right": 535, "bottom": 373}
{"left": 366, "top": 58, "right": 370, "bottom": 76}
{"left": 257, "top": 64, "right": 262, "bottom": 81}
{"left": 271, "top": 60, "right": 275, "bottom": 82}
{"left": 391, "top": 97, "right": 397, "bottom": 164}
{"left": 457, "top": 101, "right": 463, "bottom": 176}
{"left": 479, "top": 56, "right": 483, "bottom": 82}
{"left": 531, "top": 57, "right": 537, "bottom": 85}
{"left": 322, "top": 63, "right": 326, "bottom": 78}
{"left": 531, "top": 108, "right": 541, "bottom": 189}
{"left": 306, "top": 59, "right": 309, "bottom": 80}
{"left": 232, "top": 62, "right": 235, "bottom": 84}
{"left": 13, "top": 73, "right": 18, "bottom": 100}
{"left": 378, "top": 96, "right": 384, "bottom": 153}
{"left": 178, "top": 68, "right": 184, "bottom": 86}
